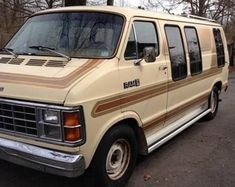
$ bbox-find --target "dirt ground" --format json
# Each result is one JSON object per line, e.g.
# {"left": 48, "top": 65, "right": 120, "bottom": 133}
{"left": 0, "top": 72, "right": 234, "bottom": 187}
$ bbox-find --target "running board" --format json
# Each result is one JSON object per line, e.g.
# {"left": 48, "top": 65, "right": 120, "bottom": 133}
{"left": 148, "top": 109, "right": 211, "bottom": 153}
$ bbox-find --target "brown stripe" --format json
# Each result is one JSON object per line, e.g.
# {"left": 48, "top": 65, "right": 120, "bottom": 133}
{"left": 92, "top": 67, "right": 222, "bottom": 118}
{"left": 0, "top": 59, "right": 104, "bottom": 88}
{"left": 144, "top": 114, "right": 166, "bottom": 130}
{"left": 143, "top": 92, "right": 209, "bottom": 131}
{"left": 91, "top": 82, "right": 168, "bottom": 117}
{"left": 168, "top": 67, "right": 222, "bottom": 91}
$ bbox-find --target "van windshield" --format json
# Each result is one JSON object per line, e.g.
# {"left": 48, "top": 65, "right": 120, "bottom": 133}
{"left": 5, "top": 12, "right": 124, "bottom": 58}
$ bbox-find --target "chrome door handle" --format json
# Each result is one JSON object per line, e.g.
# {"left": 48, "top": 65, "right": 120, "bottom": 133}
{"left": 159, "top": 65, "right": 168, "bottom": 71}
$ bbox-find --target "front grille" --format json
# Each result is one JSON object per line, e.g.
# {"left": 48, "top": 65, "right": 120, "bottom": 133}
{"left": 0, "top": 99, "right": 85, "bottom": 146}
{"left": 0, "top": 102, "right": 38, "bottom": 136}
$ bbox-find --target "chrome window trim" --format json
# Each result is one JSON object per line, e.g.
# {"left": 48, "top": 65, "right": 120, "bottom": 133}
{"left": 132, "top": 24, "right": 138, "bottom": 59}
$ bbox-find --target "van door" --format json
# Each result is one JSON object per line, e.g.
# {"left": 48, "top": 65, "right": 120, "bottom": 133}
{"left": 164, "top": 24, "right": 208, "bottom": 131}
{"left": 118, "top": 18, "right": 168, "bottom": 144}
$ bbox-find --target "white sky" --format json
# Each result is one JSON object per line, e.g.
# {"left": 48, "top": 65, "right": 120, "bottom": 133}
{"left": 114, "top": 0, "right": 184, "bottom": 15}
{"left": 114, "top": 0, "right": 144, "bottom": 8}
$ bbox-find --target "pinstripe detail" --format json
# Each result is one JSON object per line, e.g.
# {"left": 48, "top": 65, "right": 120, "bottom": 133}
{"left": 143, "top": 92, "right": 209, "bottom": 130}
{"left": 168, "top": 67, "right": 222, "bottom": 91}
{"left": 92, "top": 67, "right": 222, "bottom": 118}
{"left": 0, "top": 59, "right": 104, "bottom": 88}
{"left": 92, "top": 82, "right": 168, "bottom": 117}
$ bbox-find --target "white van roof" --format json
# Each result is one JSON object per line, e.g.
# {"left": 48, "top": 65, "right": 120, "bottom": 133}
{"left": 33, "top": 6, "right": 220, "bottom": 26}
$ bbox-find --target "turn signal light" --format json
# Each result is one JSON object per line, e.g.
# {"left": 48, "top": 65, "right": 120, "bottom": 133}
{"left": 64, "top": 113, "right": 79, "bottom": 126}
{"left": 64, "top": 112, "right": 81, "bottom": 142}
{"left": 64, "top": 128, "right": 81, "bottom": 141}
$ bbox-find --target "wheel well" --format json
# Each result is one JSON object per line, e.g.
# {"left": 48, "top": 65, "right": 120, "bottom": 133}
{"left": 214, "top": 81, "right": 222, "bottom": 91}
{"left": 114, "top": 118, "right": 148, "bottom": 155}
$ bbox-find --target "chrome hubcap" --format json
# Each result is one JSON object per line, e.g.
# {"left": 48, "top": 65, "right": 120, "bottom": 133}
{"left": 210, "top": 90, "right": 217, "bottom": 113}
{"left": 106, "top": 139, "right": 131, "bottom": 180}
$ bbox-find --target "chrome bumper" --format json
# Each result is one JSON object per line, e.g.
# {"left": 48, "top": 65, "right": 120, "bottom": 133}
{"left": 0, "top": 137, "right": 85, "bottom": 178}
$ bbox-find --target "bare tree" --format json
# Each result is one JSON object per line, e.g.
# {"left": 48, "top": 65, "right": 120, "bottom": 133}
{"left": 143, "top": 0, "right": 173, "bottom": 13}
{"left": 107, "top": 0, "right": 114, "bottom": 5}
{"left": 33, "top": 0, "right": 62, "bottom": 10}
{"left": 0, "top": 0, "right": 35, "bottom": 47}
{"left": 65, "top": 0, "right": 86, "bottom": 6}
{"left": 180, "top": 0, "right": 234, "bottom": 21}
{"left": 87, "top": 0, "right": 106, "bottom": 5}
{"left": 0, "top": 0, "right": 34, "bottom": 32}
{"left": 144, "top": 0, "right": 235, "bottom": 24}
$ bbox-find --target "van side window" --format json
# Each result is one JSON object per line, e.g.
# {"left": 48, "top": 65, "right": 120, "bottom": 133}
{"left": 165, "top": 25, "right": 187, "bottom": 81}
{"left": 124, "top": 21, "right": 159, "bottom": 60}
{"left": 184, "top": 27, "right": 202, "bottom": 75}
{"left": 213, "top": 28, "right": 225, "bottom": 67}
{"left": 134, "top": 21, "right": 159, "bottom": 58}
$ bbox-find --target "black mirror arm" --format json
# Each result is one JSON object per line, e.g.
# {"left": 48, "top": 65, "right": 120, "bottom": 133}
{"left": 134, "top": 58, "right": 143, "bottom": 66}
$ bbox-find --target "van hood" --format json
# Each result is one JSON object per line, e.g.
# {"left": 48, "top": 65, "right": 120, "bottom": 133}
{"left": 0, "top": 55, "right": 104, "bottom": 104}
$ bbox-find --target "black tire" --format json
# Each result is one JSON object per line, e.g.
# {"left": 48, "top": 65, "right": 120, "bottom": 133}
{"left": 88, "top": 125, "right": 137, "bottom": 187}
{"left": 204, "top": 86, "right": 219, "bottom": 120}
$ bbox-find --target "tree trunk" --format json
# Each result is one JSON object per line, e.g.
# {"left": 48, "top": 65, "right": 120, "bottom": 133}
{"left": 65, "top": 0, "right": 87, "bottom": 6}
{"left": 46, "top": 0, "right": 54, "bottom": 8}
{"left": 198, "top": 0, "right": 206, "bottom": 17}
{"left": 107, "top": 0, "right": 114, "bottom": 6}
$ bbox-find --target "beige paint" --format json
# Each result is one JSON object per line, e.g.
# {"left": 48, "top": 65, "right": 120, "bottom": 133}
{"left": 0, "top": 6, "right": 229, "bottom": 170}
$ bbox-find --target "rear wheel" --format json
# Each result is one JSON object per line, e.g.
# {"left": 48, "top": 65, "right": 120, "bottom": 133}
{"left": 204, "top": 86, "right": 219, "bottom": 120}
{"left": 89, "top": 125, "right": 137, "bottom": 187}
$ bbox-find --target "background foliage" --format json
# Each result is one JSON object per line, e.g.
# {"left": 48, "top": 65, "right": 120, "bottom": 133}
{"left": 0, "top": 0, "right": 234, "bottom": 48}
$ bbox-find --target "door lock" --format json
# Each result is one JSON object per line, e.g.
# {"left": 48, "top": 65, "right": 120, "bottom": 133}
{"left": 159, "top": 65, "right": 168, "bottom": 71}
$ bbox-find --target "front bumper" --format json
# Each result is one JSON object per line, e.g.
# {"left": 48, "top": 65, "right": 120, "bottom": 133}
{"left": 0, "top": 137, "right": 85, "bottom": 178}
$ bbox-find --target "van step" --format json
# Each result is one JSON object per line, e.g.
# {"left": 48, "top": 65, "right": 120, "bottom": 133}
{"left": 148, "top": 109, "right": 211, "bottom": 153}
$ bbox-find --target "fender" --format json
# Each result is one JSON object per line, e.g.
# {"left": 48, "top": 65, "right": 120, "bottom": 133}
{"left": 84, "top": 111, "right": 144, "bottom": 167}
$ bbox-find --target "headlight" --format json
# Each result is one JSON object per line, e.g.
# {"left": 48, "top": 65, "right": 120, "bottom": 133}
{"left": 37, "top": 107, "right": 85, "bottom": 145}
{"left": 43, "top": 110, "right": 59, "bottom": 124}
{"left": 39, "top": 109, "right": 61, "bottom": 140}
{"left": 43, "top": 124, "right": 61, "bottom": 140}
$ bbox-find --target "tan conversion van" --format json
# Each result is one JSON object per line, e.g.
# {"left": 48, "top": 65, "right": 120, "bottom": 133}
{"left": 0, "top": 6, "right": 229, "bottom": 186}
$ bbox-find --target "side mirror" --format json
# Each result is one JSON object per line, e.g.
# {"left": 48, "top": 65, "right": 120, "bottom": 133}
{"left": 143, "top": 46, "right": 156, "bottom": 63}
{"left": 134, "top": 46, "right": 157, "bottom": 66}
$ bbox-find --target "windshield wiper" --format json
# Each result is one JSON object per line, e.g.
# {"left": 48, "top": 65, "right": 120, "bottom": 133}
{"left": 1, "top": 48, "right": 18, "bottom": 58}
{"left": 29, "top": 46, "right": 71, "bottom": 61}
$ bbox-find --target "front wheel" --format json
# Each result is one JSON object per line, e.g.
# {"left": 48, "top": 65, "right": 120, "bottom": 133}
{"left": 88, "top": 125, "right": 137, "bottom": 187}
{"left": 204, "top": 86, "right": 219, "bottom": 120}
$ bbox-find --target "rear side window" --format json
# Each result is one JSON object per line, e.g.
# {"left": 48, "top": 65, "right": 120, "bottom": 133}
{"left": 124, "top": 21, "right": 159, "bottom": 60}
{"left": 213, "top": 28, "right": 225, "bottom": 67}
{"left": 184, "top": 27, "right": 202, "bottom": 75}
{"left": 165, "top": 25, "right": 187, "bottom": 81}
